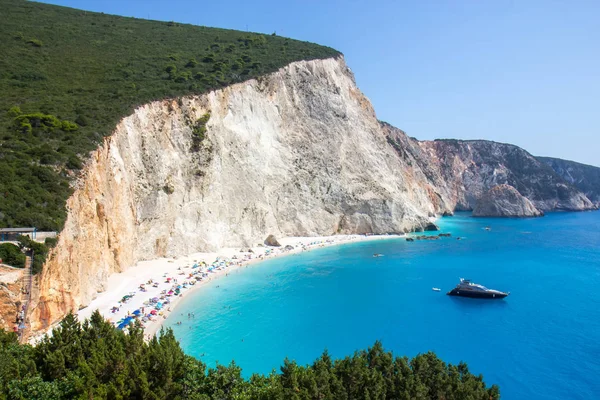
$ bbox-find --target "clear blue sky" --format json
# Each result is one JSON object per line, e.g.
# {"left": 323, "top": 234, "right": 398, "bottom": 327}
{"left": 41, "top": 0, "right": 600, "bottom": 166}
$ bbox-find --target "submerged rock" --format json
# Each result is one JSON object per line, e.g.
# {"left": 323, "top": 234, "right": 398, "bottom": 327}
{"left": 264, "top": 234, "right": 281, "bottom": 247}
{"left": 473, "top": 184, "right": 544, "bottom": 218}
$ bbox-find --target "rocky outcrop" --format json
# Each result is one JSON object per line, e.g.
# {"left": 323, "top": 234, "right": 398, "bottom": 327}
{"left": 28, "top": 56, "right": 441, "bottom": 332}
{"left": 0, "top": 266, "right": 25, "bottom": 331}
{"left": 473, "top": 184, "right": 544, "bottom": 217}
{"left": 264, "top": 235, "right": 281, "bottom": 247}
{"left": 383, "top": 125, "right": 594, "bottom": 213}
{"left": 423, "top": 223, "right": 439, "bottom": 231}
{"left": 538, "top": 157, "right": 600, "bottom": 207}
{"left": 420, "top": 140, "right": 595, "bottom": 211}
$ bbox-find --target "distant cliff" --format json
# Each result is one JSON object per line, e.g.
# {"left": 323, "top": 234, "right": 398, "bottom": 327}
{"left": 384, "top": 126, "right": 594, "bottom": 213}
{"left": 538, "top": 157, "right": 600, "bottom": 207}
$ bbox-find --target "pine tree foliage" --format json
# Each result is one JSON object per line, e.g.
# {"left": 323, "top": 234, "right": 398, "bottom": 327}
{"left": 0, "top": 311, "right": 500, "bottom": 399}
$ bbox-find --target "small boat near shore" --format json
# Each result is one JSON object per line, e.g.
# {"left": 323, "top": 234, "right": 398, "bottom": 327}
{"left": 432, "top": 287, "right": 441, "bottom": 292}
{"left": 373, "top": 253, "right": 384, "bottom": 257}
{"left": 447, "top": 278, "right": 508, "bottom": 299}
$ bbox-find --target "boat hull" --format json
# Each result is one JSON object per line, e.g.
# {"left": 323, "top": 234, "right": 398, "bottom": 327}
{"left": 447, "top": 289, "right": 508, "bottom": 299}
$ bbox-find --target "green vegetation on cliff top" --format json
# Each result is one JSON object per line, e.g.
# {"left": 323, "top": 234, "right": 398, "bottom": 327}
{"left": 0, "top": 312, "right": 500, "bottom": 399}
{"left": 0, "top": 0, "right": 340, "bottom": 231}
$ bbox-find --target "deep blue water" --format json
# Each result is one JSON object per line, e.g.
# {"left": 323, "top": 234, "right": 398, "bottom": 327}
{"left": 166, "top": 211, "right": 600, "bottom": 399}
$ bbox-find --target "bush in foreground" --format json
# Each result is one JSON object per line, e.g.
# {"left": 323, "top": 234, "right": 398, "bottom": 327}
{"left": 0, "top": 311, "right": 500, "bottom": 399}
{"left": 0, "top": 243, "right": 25, "bottom": 268}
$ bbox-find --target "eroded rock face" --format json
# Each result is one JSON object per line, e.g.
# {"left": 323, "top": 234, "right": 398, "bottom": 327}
{"left": 29, "top": 57, "right": 441, "bottom": 332}
{"left": 420, "top": 140, "right": 593, "bottom": 212}
{"left": 0, "top": 266, "right": 25, "bottom": 331}
{"left": 383, "top": 126, "right": 595, "bottom": 212}
{"left": 473, "top": 184, "right": 544, "bottom": 217}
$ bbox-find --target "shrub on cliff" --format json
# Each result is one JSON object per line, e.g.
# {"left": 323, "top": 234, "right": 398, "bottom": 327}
{"left": 0, "top": 243, "right": 25, "bottom": 268}
{"left": 0, "top": 0, "right": 340, "bottom": 232}
{"left": 0, "top": 312, "right": 500, "bottom": 399}
{"left": 191, "top": 112, "right": 211, "bottom": 151}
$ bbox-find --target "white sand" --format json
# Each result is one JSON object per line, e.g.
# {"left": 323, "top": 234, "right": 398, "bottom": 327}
{"left": 74, "top": 234, "right": 401, "bottom": 340}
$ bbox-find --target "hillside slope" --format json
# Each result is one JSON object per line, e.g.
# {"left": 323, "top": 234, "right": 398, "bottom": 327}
{"left": 0, "top": 0, "right": 339, "bottom": 231}
{"left": 538, "top": 157, "right": 600, "bottom": 206}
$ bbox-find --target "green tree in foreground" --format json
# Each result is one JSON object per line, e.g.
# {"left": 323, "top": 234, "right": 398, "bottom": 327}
{"left": 0, "top": 311, "right": 500, "bottom": 399}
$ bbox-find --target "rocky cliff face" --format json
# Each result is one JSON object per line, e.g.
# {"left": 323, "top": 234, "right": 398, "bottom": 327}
{"left": 538, "top": 157, "right": 600, "bottom": 207}
{"left": 22, "top": 56, "right": 597, "bottom": 334}
{"left": 383, "top": 128, "right": 594, "bottom": 212}
{"left": 473, "top": 184, "right": 543, "bottom": 217}
{"left": 28, "top": 57, "right": 441, "bottom": 332}
{"left": 0, "top": 266, "right": 25, "bottom": 330}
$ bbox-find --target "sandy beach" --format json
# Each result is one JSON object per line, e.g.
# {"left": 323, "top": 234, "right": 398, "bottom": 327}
{"left": 75, "top": 234, "right": 402, "bottom": 340}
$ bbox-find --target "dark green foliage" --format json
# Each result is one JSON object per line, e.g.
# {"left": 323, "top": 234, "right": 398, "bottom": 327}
{"left": 0, "top": 313, "right": 500, "bottom": 399}
{"left": 44, "top": 237, "right": 58, "bottom": 248}
{"left": 0, "top": 243, "right": 25, "bottom": 268}
{"left": 0, "top": 0, "right": 340, "bottom": 232}
{"left": 16, "top": 235, "right": 48, "bottom": 275}
{"left": 185, "top": 58, "right": 199, "bottom": 68}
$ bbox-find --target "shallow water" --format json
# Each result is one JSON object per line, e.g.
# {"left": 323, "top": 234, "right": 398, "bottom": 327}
{"left": 166, "top": 211, "right": 600, "bottom": 399}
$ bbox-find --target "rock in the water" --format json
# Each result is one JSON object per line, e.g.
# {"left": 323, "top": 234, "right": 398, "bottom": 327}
{"left": 264, "top": 234, "right": 281, "bottom": 247}
{"left": 473, "top": 184, "right": 544, "bottom": 217}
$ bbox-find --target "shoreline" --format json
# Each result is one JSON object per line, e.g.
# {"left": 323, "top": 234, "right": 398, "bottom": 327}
{"left": 74, "top": 234, "right": 403, "bottom": 340}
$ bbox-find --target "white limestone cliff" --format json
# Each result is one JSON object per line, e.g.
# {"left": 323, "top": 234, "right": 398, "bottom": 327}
{"left": 29, "top": 56, "right": 444, "bottom": 331}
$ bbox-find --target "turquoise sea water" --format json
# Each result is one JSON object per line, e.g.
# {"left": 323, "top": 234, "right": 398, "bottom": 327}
{"left": 166, "top": 211, "right": 600, "bottom": 399}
